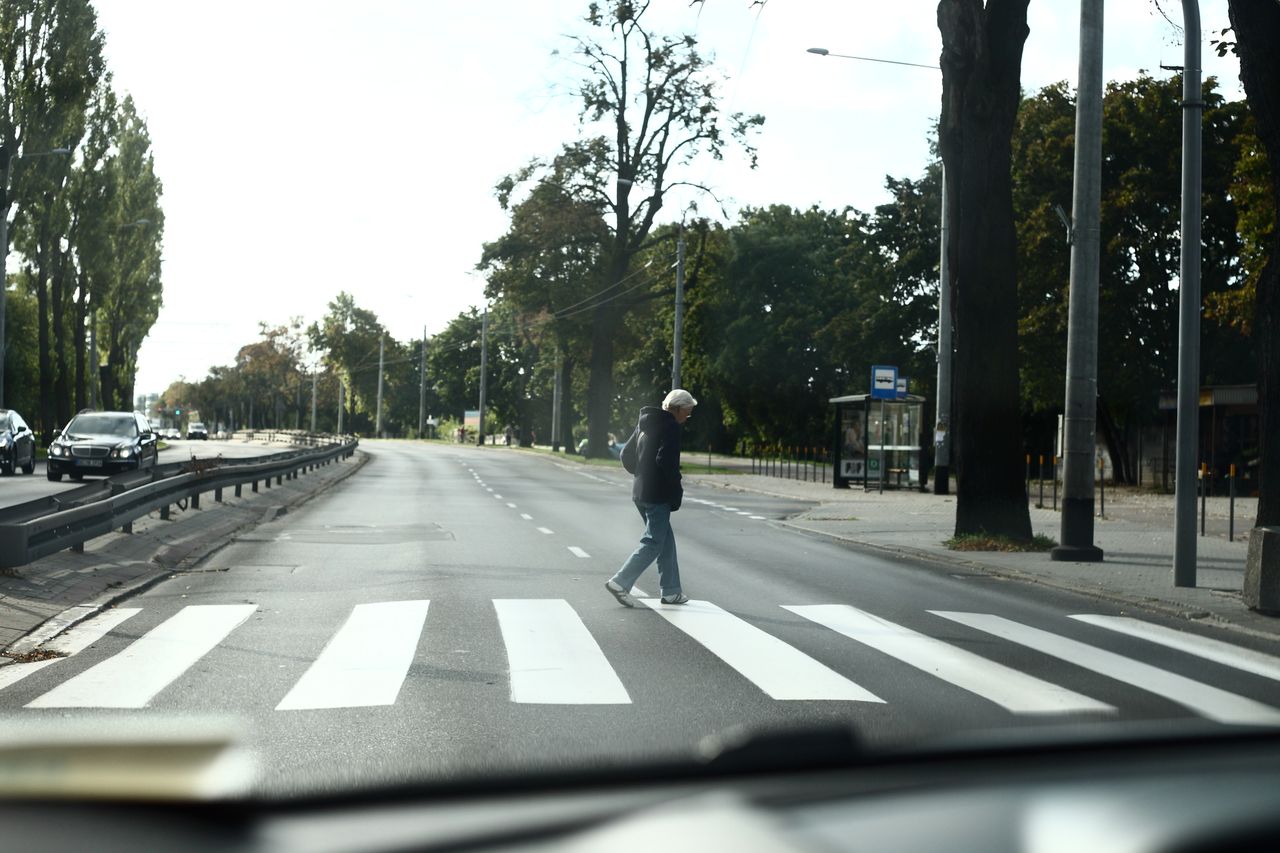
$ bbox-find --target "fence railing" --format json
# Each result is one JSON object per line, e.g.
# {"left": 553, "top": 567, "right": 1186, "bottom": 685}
{"left": 0, "top": 437, "right": 358, "bottom": 570}
{"left": 749, "top": 446, "right": 830, "bottom": 484}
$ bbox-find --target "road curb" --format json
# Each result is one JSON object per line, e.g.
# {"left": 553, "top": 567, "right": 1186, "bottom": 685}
{"left": 769, "top": 517, "right": 1280, "bottom": 643}
{"left": 2, "top": 449, "right": 369, "bottom": 654}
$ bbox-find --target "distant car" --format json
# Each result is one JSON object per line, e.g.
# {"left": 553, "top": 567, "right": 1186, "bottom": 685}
{"left": 0, "top": 408, "right": 37, "bottom": 476}
{"left": 187, "top": 422, "right": 208, "bottom": 440}
{"left": 163, "top": 428, "right": 182, "bottom": 441}
{"left": 46, "top": 411, "right": 159, "bottom": 481}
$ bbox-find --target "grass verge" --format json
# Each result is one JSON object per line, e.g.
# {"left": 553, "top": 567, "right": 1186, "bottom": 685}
{"left": 944, "top": 532, "right": 1058, "bottom": 552}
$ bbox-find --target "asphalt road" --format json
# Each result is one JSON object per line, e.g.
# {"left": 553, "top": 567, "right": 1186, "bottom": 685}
{"left": 4, "top": 440, "right": 1280, "bottom": 797}
{"left": 0, "top": 439, "right": 296, "bottom": 509}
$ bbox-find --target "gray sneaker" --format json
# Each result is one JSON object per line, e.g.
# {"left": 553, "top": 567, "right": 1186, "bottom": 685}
{"left": 660, "top": 593, "right": 690, "bottom": 605}
{"left": 605, "top": 580, "right": 636, "bottom": 608}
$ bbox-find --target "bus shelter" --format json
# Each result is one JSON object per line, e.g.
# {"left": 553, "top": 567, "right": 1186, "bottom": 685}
{"left": 830, "top": 393, "right": 926, "bottom": 490}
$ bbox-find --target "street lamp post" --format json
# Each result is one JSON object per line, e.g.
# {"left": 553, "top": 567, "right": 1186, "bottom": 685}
{"left": 0, "top": 146, "right": 72, "bottom": 408}
{"left": 806, "top": 48, "right": 946, "bottom": 490}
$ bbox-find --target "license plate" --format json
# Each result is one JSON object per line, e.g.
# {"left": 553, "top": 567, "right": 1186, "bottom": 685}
{"left": 76, "top": 459, "right": 103, "bottom": 467}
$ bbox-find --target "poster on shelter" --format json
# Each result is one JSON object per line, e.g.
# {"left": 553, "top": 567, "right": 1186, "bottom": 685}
{"left": 840, "top": 407, "right": 867, "bottom": 479}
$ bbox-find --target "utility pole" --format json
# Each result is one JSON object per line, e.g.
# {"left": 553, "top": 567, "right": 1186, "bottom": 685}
{"left": 933, "top": 166, "right": 952, "bottom": 495}
{"left": 1173, "top": 0, "right": 1203, "bottom": 587}
{"left": 337, "top": 381, "right": 344, "bottom": 434}
{"left": 418, "top": 325, "right": 427, "bottom": 439}
{"left": 552, "top": 352, "right": 562, "bottom": 452}
{"left": 477, "top": 304, "right": 488, "bottom": 446}
{"left": 0, "top": 148, "right": 10, "bottom": 408}
{"left": 1052, "top": 0, "right": 1106, "bottom": 563}
{"left": 310, "top": 370, "right": 317, "bottom": 433}
{"left": 375, "top": 334, "right": 385, "bottom": 438}
{"left": 88, "top": 306, "right": 98, "bottom": 409}
{"left": 672, "top": 230, "right": 686, "bottom": 389}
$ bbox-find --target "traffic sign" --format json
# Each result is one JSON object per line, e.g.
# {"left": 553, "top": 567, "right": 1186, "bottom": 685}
{"left": 871, "top": 365, "right": 898, "bottom": 400}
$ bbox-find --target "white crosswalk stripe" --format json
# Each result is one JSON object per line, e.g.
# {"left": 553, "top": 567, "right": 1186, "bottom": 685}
{"left": 494, "top": 599, "right": 630, "bottom": 704}
{"left": 10, "top": 599, "right": 1278, "bottom": 721}
{"left": 276, "top": 600, "right": 430, "bottom": 710}
{"left": 27, "top": 604, "right": 257, "bottom": 709}
{"left": 641, "top": 599, "right": 882, "bottom": 702}
{"left": 932, "top": 611, "right": 1280, "bottom": 726}
{"left": 786, "top": 605, "right": 1113, "bottom": 715}
{"left": 1070, "top": 615, "right": 1280, "bottom": 682}
{"left": 0, "top": 608, "right": 141, "bottom": 692}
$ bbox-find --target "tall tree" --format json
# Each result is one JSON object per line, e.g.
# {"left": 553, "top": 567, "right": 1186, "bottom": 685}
{"left": 502, "top": 0, "right": 762, "bottom": 456}
{"left": 1227, "top": 0, "right": 1280, "bottom": 528}
{"left": 937, "top": 0, "right": 1034, "bottom": 539}
{"left": 96, "top": 95, "right": 163, "bottom": 412}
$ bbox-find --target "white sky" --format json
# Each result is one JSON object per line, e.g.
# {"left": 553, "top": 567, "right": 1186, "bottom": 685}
{"left": 86, "top": 0, "right": 1240, "bottom": 397}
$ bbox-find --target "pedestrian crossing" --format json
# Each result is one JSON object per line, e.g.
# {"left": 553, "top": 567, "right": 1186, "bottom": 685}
{"left": 5, "top": 597, "right": 1280, "bottom": 726}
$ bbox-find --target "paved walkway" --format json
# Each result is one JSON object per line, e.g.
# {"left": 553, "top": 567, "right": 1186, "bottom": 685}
{"left": 683, "top": 469, "right": 1278, "bottom": 639}
{"left": 0, "top": 449, "right": 367, "bottom": 652}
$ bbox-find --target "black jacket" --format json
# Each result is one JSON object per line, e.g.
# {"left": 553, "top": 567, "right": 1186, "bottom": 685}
{"left": 629, "top": 406, "right": 682, "bottom": 509}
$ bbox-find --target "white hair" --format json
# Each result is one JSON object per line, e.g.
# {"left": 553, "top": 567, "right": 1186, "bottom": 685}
{"left": 662, "top": 389, "right": 698, "bottom": 411}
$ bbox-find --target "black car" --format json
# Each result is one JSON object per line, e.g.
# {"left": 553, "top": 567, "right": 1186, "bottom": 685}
{"left": 0, "top": 409, "right": 36, "bottom": 476}
{"left": 46, "top": 411, "right": 159, "bottom": 481}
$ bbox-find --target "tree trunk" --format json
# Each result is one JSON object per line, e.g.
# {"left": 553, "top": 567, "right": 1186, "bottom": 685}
{"left": 938, "top": 0, "right": 1033, "bottom": 539}
{"left": 1096, "top": 398, "right": 1134, "bottom": 485}
{"left": 99, "top": 362, "right": 115, "bottom": 414}
{"left": 51, "top": 249, "right": 70, "bottom": 428}
{"left": 35, "top": 249, "right": 53, "bottom": 441}
{"left": 1230, "top": 0, "right": 1280, "bottom": 528}
{"left": 558, "top": 351, "right": 575, "bottom": 451}
{"left": 585, "top": 301, "right": 624, "bottom": 458}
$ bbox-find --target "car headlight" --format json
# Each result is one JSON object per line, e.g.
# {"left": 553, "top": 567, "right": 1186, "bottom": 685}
{"left": 50, "top": 444, "right": 65, "bottom": 457}
{"left": 112, "top": 446, "right": 134, "bottom": 459}
{"left": 0, "top": 435, "right": 9, "bottom": 448}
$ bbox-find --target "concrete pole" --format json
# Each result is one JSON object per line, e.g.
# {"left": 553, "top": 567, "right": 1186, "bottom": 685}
{"left": 672, "top": 231, "right": 685, "bottom": 389}
{"left": 552, "top": 351, "right": 562, "bottom": 452}
{"left": 310, "top": 370, "right": 317, "bottom": 433}
{"left": 1173, "top": 0, "right": 1203, "bottom": 587}
{"left": 88, "top": 306, "right": 98, "bottom": 409}
{"left": 375, "top": 334, "right": 385, "bottom": 438}
{"left": 933, "top": 165, "right": 952, "bottom": 495}
{"left": 1051, "top": 0, "right": 1106, "bottom": 563}
{"left": 418, "top": 325, "right": 427, "bottom": 438}
{"left": 477, "top": 304, "right": 488, "bottom": 446}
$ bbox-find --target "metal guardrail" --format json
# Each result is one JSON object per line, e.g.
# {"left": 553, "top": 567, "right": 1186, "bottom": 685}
{"left": 0, "top": 437, "right": 358, "bottom": 570}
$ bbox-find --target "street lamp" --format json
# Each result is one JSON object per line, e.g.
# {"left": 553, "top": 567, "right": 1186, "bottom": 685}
{"left": 806, "top": 48, "right": 951, "bottom": 493}
{"left": 0, "top": 146, "right": 72, "bottom": 407}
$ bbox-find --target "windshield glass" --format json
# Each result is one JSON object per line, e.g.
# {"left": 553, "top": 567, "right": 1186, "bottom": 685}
{"left": 66, "top": 414, "right": 137, "bottom": 438}
{"left": 1, "top": 0, "right": 1277, "bottom": 804}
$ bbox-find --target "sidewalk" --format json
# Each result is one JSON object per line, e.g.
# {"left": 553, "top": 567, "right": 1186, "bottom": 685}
{"left": 0, "top": 449, "right": 368, "bottom": 653}
{"left": 683, "top": 470, "right": 1279, "bottom": 640}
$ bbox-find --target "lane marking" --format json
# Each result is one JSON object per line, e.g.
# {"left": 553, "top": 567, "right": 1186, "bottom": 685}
{"left": 787, "top": 605, "right": 1113, "bottom": 715}
{"left": 931, "top": 611, "right": 1280, "bottom": 726}
{"left": 0, "top": 609, "right": 141, "bottom": 692}
{"left": 750, "top": 516, "right": 766, "bottom": 520}
{"left": 520, "top": 513, "right": 533, "bottom": 521}
{"left": 641, "top": 599, "right": 882, "bottom": 702}
{"left": 494, "top": 599, "right": 630, "bottom": 704}
{"left": 494, "top": 494, "right": 503, "bottom": 499}
{"left": 28, "top": 605, "right": 257, "bottom": 709}
{"left": 277, "top": 600, "right": 430, "bottom": 710}
{"left": 506, "top": 502, "right": 517, "bottom": 509}
{"left": 537, "top": 527, "right": 554, "bottom": 535}
{"left": 1071, "top": 615, "right": 1280, "bottom": 682}
{"left": 568, "top": 546, "right": 591, "bottom": 559}
{"left": 736, "top": 511, "right": 751, "bottom": 516}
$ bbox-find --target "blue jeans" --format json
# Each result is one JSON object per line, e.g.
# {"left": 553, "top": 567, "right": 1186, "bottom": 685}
{"left": 610, "top": 500, "right": 682, "bottom": 598}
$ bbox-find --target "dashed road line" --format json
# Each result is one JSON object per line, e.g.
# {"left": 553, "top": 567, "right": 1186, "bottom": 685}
{"left": 568, "top": 546, "right": 591, "bottom": 559}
